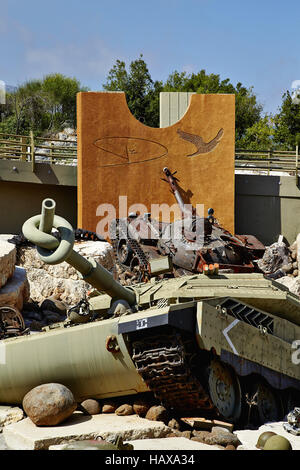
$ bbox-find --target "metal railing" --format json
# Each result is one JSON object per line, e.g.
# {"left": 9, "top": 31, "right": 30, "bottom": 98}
{"left": 0, "top": 131, "right": 77, "bottom": 171}
{"left": 235, "top": 147, "right": 299, "bottom": 176}
{"left": 0, "top": 132, "right": 299, "bottom": 177}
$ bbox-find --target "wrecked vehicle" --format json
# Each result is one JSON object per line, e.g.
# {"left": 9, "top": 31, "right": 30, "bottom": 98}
{"left": 109, "top": 167, "right": 265, "bottom": 283}
{"left": 1, "top": 198, "right": 297, "bottom": 427}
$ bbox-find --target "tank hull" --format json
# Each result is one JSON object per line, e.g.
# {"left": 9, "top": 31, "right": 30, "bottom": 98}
{"left": 0, "top": 296, "right": 299, "bottom": 407}
{"left": 0, "top": 318, "right": 148, "bottom": 404}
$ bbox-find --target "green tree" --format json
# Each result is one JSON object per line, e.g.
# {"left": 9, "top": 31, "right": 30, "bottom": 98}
{"left": 237, "top": 115, "right": 275, "bottom": 150}
{"left": 163, "top": 70, "right": 262, "bottom": 143}
{"left": 0, "top": 74, "right": 87, "bottom": 135}
{"left": 42, "top": 73, "right": 85, "bottom": 129}
{"left": 274, "top": 91, "right": 300, "bottom": 149}
{"left": 3, "top": 79, "right": 47, "bottom": 134}
{"left": 103, "top": 55, "right": 163, "bottom": 127}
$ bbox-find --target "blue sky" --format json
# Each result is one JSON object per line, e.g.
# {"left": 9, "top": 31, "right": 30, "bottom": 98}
{"left": 0, "top": 0, "right": 299, "bottom": 114}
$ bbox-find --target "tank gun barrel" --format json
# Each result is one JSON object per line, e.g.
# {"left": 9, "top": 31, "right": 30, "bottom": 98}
{"left": 22, "top": 199, "right": 136, "bottom": 306}
{"left": 162, "top": 167, "right": 195, "bottom": 218}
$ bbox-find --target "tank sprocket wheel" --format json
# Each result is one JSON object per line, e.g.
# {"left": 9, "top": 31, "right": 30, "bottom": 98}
{"left": 208, "top": 359, "right": 242, "bottom": 422}
{"left": 117, "top": 239, "right": 133, "bottom": 266}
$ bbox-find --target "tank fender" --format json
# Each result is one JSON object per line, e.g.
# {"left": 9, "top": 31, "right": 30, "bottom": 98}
{"left": 118, "top": 303, "right": 196, "bottom": 335}
{"left": 221, "top": 349, "right": 300, "bottom": 391}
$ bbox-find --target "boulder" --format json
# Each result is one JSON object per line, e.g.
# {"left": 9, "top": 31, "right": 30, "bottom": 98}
{"left": 168, "top": 418, "right": 181, "bottom": 430}
{"left": 26, "top": 268, "right": 90, "bottom": 305}
{"left": 276, "top": 275, "right": 300, "bottom": 297}
{"left": 0, "top": 240, "right": 16, "bottom": 288}
{"left": 115, "top": 404, "right": 134, "bottom": 416}
{"left": 101, "top": 401, "right": 117, "bottom": 414}
{"left": 0, "top": 266, "right": 29, "bottom": 310}
{"left": 80, "top": 399, "right": 101, "bottom": 415}
{"left": 257, "top": 242, "right": 291, "bottom": 274}
{"left": 204, "top": 428, "right": 241, "bottom": 448}
{"left": 133, "top": 399, "right": 151, "bottom": 417}
{"left": 0, "top": 406, "right": 24, "bottom": 427}
{"left": 18, "top": 241, "right": 115, "bottom": 306}
{"left": 19, "top": 241, "right": 114, "bottom": 281}
{"left": 22, "top": 383, "right": 77, "bottom": 426}
{"left": 145, "top": 406, "right": 168, "bottom": 424}
{"left": 192, "top": 430, "right": 211, "bottom": 442}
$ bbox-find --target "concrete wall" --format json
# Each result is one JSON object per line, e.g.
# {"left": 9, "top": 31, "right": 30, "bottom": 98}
{"left": 0, "top": 161, "right": 77, "bottom": 234}
{"left": 0, "top": 181, "right": 77, "bottom": 235}
{"left": 1, "top": 160, "right": 300, "bottom": 246}
{"left": 160, "top": 92, "right": 195, "bottom": 128}
{"left": 235, "top": 174, "right": 300, "bottom": 245}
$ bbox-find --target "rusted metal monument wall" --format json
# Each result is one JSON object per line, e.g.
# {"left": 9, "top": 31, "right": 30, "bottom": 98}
{"left": 77, "top": 92, "right": 235, "bottom": 236}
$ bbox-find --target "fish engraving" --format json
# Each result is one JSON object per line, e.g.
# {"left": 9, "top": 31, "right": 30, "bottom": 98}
{"left": 94, "top": 137, "right": 168, "bottom": 167}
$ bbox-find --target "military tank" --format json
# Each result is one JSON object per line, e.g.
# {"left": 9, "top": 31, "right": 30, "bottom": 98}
{"left": 109, "top": 167, "right": 265, "bottom": 283}
{"left": 2, "top": 198, "right": 298, "bottom": 427}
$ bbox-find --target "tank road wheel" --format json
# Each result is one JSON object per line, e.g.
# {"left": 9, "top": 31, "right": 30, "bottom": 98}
{"left": 208, "top": 359, "right": 242, "bottom": 422}
{"left": 255, "top": 382, "right": 282, "bottom": 424}
{"left": 117, "top": 239, "right": 133, "bottom": 266}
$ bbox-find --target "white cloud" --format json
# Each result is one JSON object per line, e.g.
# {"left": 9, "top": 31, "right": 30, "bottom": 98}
{"left": 24, "top": 39, "right": 123, "bottom": 83}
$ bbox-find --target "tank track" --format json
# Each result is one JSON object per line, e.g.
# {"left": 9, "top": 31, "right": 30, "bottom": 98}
{"left": 131, "top": 329, "right": 216, "bottom": 415}
{"left": 109, "top": 218, "right": 150, "bottom": 281}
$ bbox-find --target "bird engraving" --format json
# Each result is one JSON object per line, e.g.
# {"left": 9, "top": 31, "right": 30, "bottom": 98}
{"left": 177, "top": 128, "right": 224, "bottom": 156}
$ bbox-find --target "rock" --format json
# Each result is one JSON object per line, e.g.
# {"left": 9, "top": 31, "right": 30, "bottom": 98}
{"left": 276, "top": 275, "right": 300, "bottom": 297}
{"left": 291, "top": 251, "right": 297, "bottom": 260}
{"left": 145, "top": 406, "right": 168, "bottom": 424}
{"left": 22, "top": 383, "right": 77, "bottom": 426}
{"left": 166, "top": 432, "right": 181, "bottom": 438}
{"left": 80, "top": 399, "right": 101, "bottom": 415}
{"left": 168, "top": 418, "right": 181, "bottom": 430}
{"left": 115, "top": 404, "right": 134, "bottom": 416}
{"left": 4, "top": 414, "right": 170, "bottom": 450}
{"left": 257, "top": 242, "right": 291, "bottom": 274}
{"left": 204, "top": 429, "right": 241, "bottom": 448}
{"left": 192, "top": 430, "right": 211, "bottom": 442}
{"left": 19, "top": 242, "right": 114, "bottom": 281}
{"left": 40, "top": 297, "right": 67, "bottom": 316}
{"left": 26, "top": 268, "right": 90, "bottom": 306}
{"left": 224, "top": 444, "right": 236, "bottom": 450}
{"left": 290, "top": 241, "right": 297, "bottom": 252}
{"left": 0, "top": 241, "right": 16, "bottom": 288}
{"left": 133, "top": 400, "right": 151, "bottom": 417}
{"left": 297, "top": 234, "right": 300, "bottom": 272}
{"left": 18, "top": 241, "right": 115, "bottom": 306}
{"left": 180, "top": 430, "right": 192, "bottom": 439}
{"left": 101, "top": 402, "right": 117, "bottom": 414}
{"left": 0, "top": 406, "right": 24, "bottom": 427}
{"left": 0, "top": 266, "right": 29, "bottom": 310}
{"left": 212, "top": 426, "right": 230, "bottom": 434}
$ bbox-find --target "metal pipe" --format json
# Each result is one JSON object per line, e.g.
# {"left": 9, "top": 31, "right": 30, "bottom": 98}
{"left": 39, "top": 198, "right": 56, "bottom": 234}
{"left": 22, "top": 199, "right": 136, "bottom": 306}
